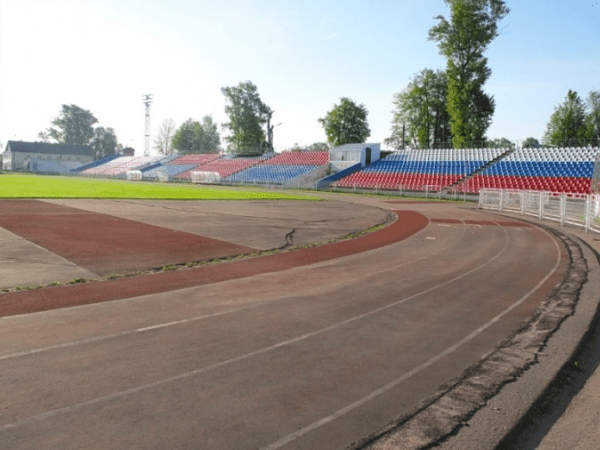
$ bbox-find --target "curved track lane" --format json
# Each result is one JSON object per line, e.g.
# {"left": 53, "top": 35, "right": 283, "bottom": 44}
{"left": 0, "top": 203, "right": 566, "bottom": 450}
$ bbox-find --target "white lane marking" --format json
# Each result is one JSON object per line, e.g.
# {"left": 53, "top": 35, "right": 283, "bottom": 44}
{"left": 0, "top": 306, "right": 256, "bottom": 362}
{"left": 259, "top": 225, "right": 562, "bottom": 450}
{"left": 0, "top": 221, "right": 508, "bottom": 432}
{"left": 0, "top": 216, "right": 466, "bottom": 361}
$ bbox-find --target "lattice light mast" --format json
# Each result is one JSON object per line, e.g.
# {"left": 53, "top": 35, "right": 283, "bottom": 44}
{"left": 143, "top": 94, "right": 154, "bottom": 157}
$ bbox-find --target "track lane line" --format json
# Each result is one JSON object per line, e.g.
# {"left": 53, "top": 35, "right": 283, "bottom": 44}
{"left": 0, "top": 215, "right": 472, "bottom": 361}
{"left": 259, "top": 223, "right": 563, "bottom": 450}
{"left": 0, "top": 219, "right": 515, "bottom": 432}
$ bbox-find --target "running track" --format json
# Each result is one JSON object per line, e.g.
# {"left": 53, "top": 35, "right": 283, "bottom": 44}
{"left": 0, "top": 200, "right": 565, "bottom": 450}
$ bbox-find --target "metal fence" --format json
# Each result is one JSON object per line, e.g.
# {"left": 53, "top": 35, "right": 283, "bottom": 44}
{"left": 478, "top": 188, "right": 600, "bottom": 233}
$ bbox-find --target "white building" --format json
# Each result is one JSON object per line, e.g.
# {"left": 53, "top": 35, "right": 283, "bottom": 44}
{"left": 2, "top": 141, "right": 95, "bottom": 171}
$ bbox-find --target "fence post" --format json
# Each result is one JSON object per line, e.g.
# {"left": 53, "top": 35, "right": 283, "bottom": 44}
{"left": 499, "top": 190, "right": 504, "bottom": 211}
{"left": 521, "top": 192, "right": 526, "bottom": 215}
{"left": 560, "top": 194, "right": 566, "bottom": 226}
{"left": 586, "top": 195, "right": 592, "bottom": 233}
{"left": 539, "top": 191, "right": 543, "bottom": 220}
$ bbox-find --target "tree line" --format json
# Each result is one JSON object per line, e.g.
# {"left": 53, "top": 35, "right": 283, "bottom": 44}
{"left": 385, "top": 0, "right": 599, "bottom": 150}
{"left": 36, "top": 1, "right": 599, "bottom": 156}
{"left": 37, "top": 81, "right": 367, "bottom": 158}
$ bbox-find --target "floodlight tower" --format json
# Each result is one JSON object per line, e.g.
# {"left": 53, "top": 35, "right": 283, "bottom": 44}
{"left": 143, "top": 94, "right": 154, "bottom": 157}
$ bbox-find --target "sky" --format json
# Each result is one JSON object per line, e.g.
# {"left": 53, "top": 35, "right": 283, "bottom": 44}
{"left": 1, "top": 0, "right": 599, "bottom": 155}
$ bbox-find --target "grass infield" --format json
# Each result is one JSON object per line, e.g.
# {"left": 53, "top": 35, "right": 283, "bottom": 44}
{"left": 0, "top": 174, "right": 318, "bottom": 200}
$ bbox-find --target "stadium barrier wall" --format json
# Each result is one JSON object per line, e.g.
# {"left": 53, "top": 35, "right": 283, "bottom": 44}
{"left": 478, "top": 188, "right": 600, "bottom": 233}
{"left": 315, "top": 163, "right": 362, "bottom": 190}
{"left": 284, "top": 164, "right": 330, "bottom": 189}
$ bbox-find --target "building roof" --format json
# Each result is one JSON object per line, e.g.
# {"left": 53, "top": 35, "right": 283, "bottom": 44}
{"left": 6, "top": 141, "right": 94, "bottom": 156}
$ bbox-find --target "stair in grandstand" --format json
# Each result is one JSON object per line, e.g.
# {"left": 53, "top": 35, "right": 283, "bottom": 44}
{"left": 445, "top": 147, "right": 515, "bottom": 191}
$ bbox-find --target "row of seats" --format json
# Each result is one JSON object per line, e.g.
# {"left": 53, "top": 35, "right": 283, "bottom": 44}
{"left": 143, "top": 164, "right": 197, "bottom": 179}
{"left": 336, "top": 173, "right": 461, "bottom": 190}
{"left": 80, "top": 156, "right": 162, "bottom": 176}
{"left": 174, "top": 156, "right": 268, "bottom": 180}
{"left": 460, "top": 176, "right": 592, "bottom": 194}
{"left": 225, "top": 164, "right": 319, "bottom": 185}
{"left": 481, "top": 161, "right": 594, "bottom": 178}
{"left": 384, "top": 148, "right": 506, "bottom": 161}
{"left": 170, "top": 154, "right": 220, "bottom": 165}
{"left": 262, "top": 151, "right": 329, "bottom": 166}
{"left": 367, "top": 160, "right": 485, "bottom": 175}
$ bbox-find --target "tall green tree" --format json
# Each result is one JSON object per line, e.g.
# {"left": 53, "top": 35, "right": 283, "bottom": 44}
{"left": 388, "top": 69, "right": 451, "bottom": 149}
{"left": 39, "top": 104, "right": 98, "bottom": 145}
{"left": 91, "top": 127, "right": 119, "bottom": 158}
{"left": 543, "top": 90, "right": 589, "bottom": 147}
{"left": 586, "top": 90, "right": 600, "bottom": 146}
{"left": 172, "top": 116, "right": 220, "bottom": 154}
{"left": 221, "top": 81, "right": 270, "bottom": 153}
{"left": 428, "top": 0, "right": 509, "bottom": 148}
{"left": 318, "top": 97, "right": 370, "bottom": 148}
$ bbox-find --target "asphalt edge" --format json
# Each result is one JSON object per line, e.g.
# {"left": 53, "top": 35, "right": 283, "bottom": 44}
{"left": 347, "top": 214, "right": 598, "bottom": 450}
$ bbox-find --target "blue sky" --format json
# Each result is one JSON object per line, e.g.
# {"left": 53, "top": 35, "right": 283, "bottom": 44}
{"left": 1, "top": 0, "right": 598, "bottom": 154}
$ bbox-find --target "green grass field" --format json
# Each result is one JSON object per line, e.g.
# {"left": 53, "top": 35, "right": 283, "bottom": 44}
{"left": 0, "top": 174, "right": 318, "bottom": 200}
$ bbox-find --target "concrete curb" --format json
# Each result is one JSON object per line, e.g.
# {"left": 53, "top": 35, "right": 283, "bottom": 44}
{"left": 349, "top": 212, "right": 600, "bottom": 450}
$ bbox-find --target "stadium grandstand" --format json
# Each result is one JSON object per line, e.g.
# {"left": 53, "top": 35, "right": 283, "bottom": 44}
{"left": 142, "top": 154, "right": 219, "bottom": 180}
{"left": 332, "top": 148, "right": 508, "bottom": 191}
{"left": 456, "top": 147, "right": 597, "bottom": 194}
{"left": 173, "top": 154, "right": 271, "bottom": 180}
{"left": 224, "top": 151, "right": 329, "bottom": 185}
{"left": 79, "top": 156, "right": 163, "bottom": 178}
{"left": 7, "top": 141, "right": 599, "bottom": 197}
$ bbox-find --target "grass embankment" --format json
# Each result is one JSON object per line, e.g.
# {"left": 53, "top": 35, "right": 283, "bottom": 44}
{"left": 0, "top": 174, "right": 317, "bottom": 200}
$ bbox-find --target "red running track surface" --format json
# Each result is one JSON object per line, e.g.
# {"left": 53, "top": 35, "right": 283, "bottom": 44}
{"left": 0, "top": 210, "right": 429, "bottom": 317}
{"left": 0, "top": 200, "right": 255, "bottom": 276}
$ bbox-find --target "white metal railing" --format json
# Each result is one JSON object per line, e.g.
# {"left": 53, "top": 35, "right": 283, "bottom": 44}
{"left": 479, "top": 188, "right": 600, "bottom": 233}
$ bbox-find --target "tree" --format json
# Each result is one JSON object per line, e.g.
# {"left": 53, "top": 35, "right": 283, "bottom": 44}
{"left": 307, "top": 142, "right": 329, "bottom": 151}
{"left": 39, "top": 104, "right": 98, "bottom": 145}
{"left": 318, "top": 97, "right": 370, "bottom": 148}
{"left": 586, "top": 90, "right": 600, "bottom": 146}
{"left": 172, "top": 116, "right": 220, "bottom": 154}
{"left": 543, "top": 90, "right": 589, "bottom": 147}
{"left": 429, "top": 0, "right": 509, "bottom": 148}
{"left": 486, "top": 137, "right": 515, "bottom": 149}
{"left": 91, "top": 127, "right": 119, "bottom": 158}
{"left": 388, "top": 69, "right": 451, "bottom": 149}
{"left": 522, "top": 137, "right": 541, "bottom": 148}
{"left": 153, "top": 118, "right": 177, "bottom": 155}
{"left": 221, "top": 81, "right": 271, "bottom": 153}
